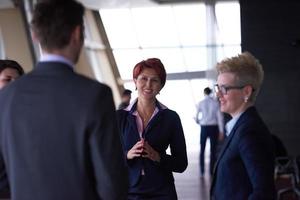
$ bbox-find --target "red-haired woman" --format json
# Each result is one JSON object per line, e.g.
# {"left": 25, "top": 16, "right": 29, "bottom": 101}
{"left": 116, "top": 58, "right": 188, "bottom": 199}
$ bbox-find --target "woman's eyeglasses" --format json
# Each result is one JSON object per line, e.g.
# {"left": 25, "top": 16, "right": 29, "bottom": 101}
{"left": 214, "top": 84, "right": 245, "bottom": 95}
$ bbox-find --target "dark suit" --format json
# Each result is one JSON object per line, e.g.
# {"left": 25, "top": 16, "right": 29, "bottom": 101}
{"left": 116, "top": 101, "right": 188, "bottom": 199}
{"left": 210, "top": 106, "right": 275, "bottom": 200}
{"left": 0, "top": 62, "right": 128, "bottom": 200}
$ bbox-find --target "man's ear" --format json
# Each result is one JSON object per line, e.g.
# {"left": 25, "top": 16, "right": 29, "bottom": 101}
{"left": 31, "top": 30, "right": 39, "bottom": 43}
{"left": 71, "top": 25, "right": 82, "bottom": 44}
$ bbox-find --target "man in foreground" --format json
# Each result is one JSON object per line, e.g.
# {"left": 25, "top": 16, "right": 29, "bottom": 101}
{"left": 0, "top": 1, "right": 128, "bottom": 199}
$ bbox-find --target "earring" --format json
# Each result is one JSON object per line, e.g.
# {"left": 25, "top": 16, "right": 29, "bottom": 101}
{"left": 244, "top": 96, "right": 249, "bottom": 103}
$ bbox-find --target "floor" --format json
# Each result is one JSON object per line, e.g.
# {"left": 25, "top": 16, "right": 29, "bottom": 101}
{"left": 0, "top": 151, "right": 209, "bottom": 200}
{"left": 1, "top": 149, "right": 296, "bottom": 200}
{"left": 175, "top": 152, "right": 300, "bottom": 200}
{"left": 174, "top": 151, "right": 212, "bottom": 200}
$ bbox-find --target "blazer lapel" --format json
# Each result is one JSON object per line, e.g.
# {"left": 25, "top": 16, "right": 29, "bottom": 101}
{"left": 211, "top": 121, "right": 239, "bottom": 197}
{"left": 214, "top": 133, "right": 234, "bottom": 168}
{"left": 211, "top": 128, "right": 236, "bottom": 187}
{"left": 143, "top": 101, "right": 165, "bottom": 140}
{"left": 144, "top": 111, "right": 161, "bottom": 133}
{"left": 126, "top": 102, "right": 141, "bottom": 141}
{"left": 126, "top": 114, "right": 140, "bottom": 141}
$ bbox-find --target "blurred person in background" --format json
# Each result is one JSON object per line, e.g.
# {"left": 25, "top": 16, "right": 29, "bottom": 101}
{"left": 0, "top": 59, "right": 24, "bottom": 90}
{"left": 0, "top": 59, "right": 24, "bottom": 199}
{"left": 118, "top": 89, "right": 132, "bottom": 110}
{"left": 194, "top": 87, "right": 224, "bottom": 177}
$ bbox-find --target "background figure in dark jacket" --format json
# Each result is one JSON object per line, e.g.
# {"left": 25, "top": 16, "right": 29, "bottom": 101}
{"left": 118, "top": 89, "right": 132, "bottom": 109}
{"left": 116, "top": 58, "right": 188, "bottom": 199}
{"left": 0, "top": 1, "right": 128, "bottom": 200}
{"left": 210, "top": 52, "right": 275, "bottom": 200}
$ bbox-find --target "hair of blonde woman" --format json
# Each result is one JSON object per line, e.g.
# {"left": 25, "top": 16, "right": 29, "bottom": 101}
{"left": 216, "top": 51, "right": 264, "bottom": 103}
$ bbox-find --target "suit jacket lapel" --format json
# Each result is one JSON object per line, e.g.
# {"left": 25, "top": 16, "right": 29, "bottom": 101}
{"left": 126, "top": 114, "right": 140, "bottom": 141}
{"left": 144, "top": 111, "right": 161, "bottom": 134}
{"left": 126, "top": 102, "right": 141, "bottom": 141}
{"left": 214, "top": 131, "right": 234, "bottom": 170}
{"left": 211, "top": 127, "right": 236, "bottom": 190}
{"left": 143, "top": 100, "right": 166, "bottom": 139}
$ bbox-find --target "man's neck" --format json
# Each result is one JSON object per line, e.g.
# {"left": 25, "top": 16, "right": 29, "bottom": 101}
{"left": 40, "top": 53, "right": 74, "bottom": 68}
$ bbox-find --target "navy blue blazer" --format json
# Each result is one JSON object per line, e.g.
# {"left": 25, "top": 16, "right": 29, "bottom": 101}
{"left": 210, "top": 106, "right": 275, "bottom": 200}
{"left": 116, "top": 101, "right": 188, "bottom": 193}
{"left": 0, "top": 62, "right": 128, "bottom": 200}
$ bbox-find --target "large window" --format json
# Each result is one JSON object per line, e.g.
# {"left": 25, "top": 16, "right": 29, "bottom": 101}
{"left": 99, "top": 1, "right": 240, "bottom": 152}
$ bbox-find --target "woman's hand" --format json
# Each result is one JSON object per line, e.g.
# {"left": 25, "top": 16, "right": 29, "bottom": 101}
{"left": 142, "top": 141, "right": 161, "bottom": 162}
{"left": 127, "top": 139, "right": 144, "bottom": 160}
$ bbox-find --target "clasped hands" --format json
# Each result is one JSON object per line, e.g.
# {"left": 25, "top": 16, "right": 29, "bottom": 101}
{"left": 127, "top": 139, "right": 160, "bottom": 162}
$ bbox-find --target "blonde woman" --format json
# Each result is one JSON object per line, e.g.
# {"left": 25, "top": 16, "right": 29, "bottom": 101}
{"left": 210, "top": 52, "right": 275, "bottom": 200}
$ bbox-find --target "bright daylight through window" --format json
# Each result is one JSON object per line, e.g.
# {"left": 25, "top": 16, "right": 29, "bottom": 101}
{"left": 99, "top": 1, "right": 240, "bottom": 152}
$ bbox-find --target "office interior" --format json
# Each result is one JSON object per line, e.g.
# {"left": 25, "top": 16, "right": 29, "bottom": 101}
{"left": 1, "top": 0, "right": 299, "bottom": 199}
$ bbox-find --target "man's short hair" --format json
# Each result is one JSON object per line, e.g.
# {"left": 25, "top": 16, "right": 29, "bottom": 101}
{"left": 0, "top": 59, "right": 24, "bottom": 75}
{"left": 204, "top": 87, "right": 212, "bottom": 95}
{"left": 122, "top": 89, "right": 132, "bottom": 96}
{"left": 31, "top": 0, "right": 84, "bottom": 51}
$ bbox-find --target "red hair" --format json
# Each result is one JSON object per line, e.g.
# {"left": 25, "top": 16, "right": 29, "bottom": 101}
{"left": 133, "top": 58, "right": 166, "bottom": 87}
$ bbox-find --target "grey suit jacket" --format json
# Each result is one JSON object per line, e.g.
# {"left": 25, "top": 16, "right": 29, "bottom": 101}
{"left": 210, "top": 106, "right": 275, "bottom": 200}
{"left": 0, "top": 62, "right": 128, "bottom": 200}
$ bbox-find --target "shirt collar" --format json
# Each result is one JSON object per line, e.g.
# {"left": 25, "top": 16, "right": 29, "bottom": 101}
{"left": 40, "top": 53, "right": 74, "bottom": 69}
{"left": 225, "top": 112, "right": 243, "bottom": 136}
{"left": 125, "top": 98, "right": 168, "bottom": 113}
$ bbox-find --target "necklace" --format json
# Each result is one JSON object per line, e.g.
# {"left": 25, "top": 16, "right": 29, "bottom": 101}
{"left": 137, "top": 101, "right": 155, "bottom": 126}
{"left": 138, "top": 110, "right": 153, "bottom": 126}
{"left": 142, "top": 113, "right": 152, "bottom": 124}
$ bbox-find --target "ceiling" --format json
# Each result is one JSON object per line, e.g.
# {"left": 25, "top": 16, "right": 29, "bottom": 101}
{"left": 0, "top": 0, "right": 158, "bottom": 9}
{"left": 78, "top": 0, "right": 158, "bottom": 9}
{"left": 78, "top": 0, "right": 206, "bottom": 9}
{"left": 0, "top": 0, "right": 206, "bottom": 10}
{"left": 2, "top": 0, "right": 238, "bottom": 10}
